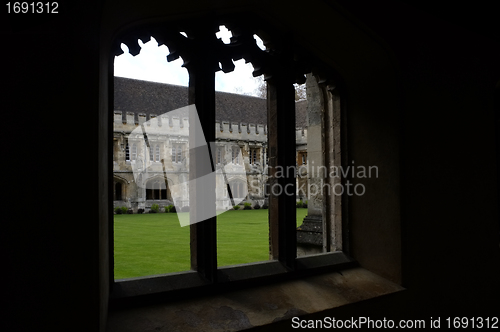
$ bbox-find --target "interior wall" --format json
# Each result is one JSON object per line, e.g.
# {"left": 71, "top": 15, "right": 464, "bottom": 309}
{"left": 3, "top": 1, "right": 104, "bottom": 331}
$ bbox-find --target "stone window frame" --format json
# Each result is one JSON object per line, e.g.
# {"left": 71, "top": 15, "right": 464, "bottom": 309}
{"left": 154, "top": 144, "right": 160, "bottom": 162}
{"left": 130, "top": 143, "right": 137, "bottom": 162}
{"left": 101, "top": 6, "right": 406, "bottom": 329}
{"left": 249, "top": 147, "right": 259, "bottom": 165}
{"left": 147, "top": 143, "right": 161, "bottom": 163}
{"left": 108, "top": 13, "right": 355, "bottom": 304}
{"left": 216, "top": 145, "right": 223, "bottom": 165}
{"left": 148, "top": 143, "right": 154, "bottom": 162}
{"left": 231, "top": 145, "right": 241, "bottom": 164}
{"left": 298, "top": 150, "right": 307, "bottom": 166}
{"left": 171, "top": 143, "right": 183, "bottom": 163}
{"left": 125, "top": 140, "right": 130, "bottom": 161}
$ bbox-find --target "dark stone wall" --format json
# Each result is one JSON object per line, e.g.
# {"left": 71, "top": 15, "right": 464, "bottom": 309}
{"left": 3, "top": 1, "right": 104, "bottom": 331}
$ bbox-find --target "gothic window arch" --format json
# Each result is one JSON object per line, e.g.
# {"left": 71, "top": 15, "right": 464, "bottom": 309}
{"left": 111, "top": 13, "right": 345, "bottom": 298}
{"left": 114, "top": 180, "right": 125, "bottom": 201}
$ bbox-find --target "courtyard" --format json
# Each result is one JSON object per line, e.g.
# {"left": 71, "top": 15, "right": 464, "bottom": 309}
{"left": 114, "top": 208, "right": 308, "bottom": 279}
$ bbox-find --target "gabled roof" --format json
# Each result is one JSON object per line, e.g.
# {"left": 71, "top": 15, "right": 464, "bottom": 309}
{"left": 114, "top": 77, "right": 307, "bottom": 127}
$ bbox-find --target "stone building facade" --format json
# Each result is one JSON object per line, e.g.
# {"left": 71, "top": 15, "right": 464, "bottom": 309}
{"left": 112, "top": 77, "right": 308, "bottom": 213}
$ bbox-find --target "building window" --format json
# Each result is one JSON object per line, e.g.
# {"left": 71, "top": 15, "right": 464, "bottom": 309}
{"left": 216, "top": 146, "right": 222, "bottom": 164}
{"left": 172, "top": 143, "right": 183, "bottom": 163}
{"left": 131, "top": 143, "right": 137, "bottom": 162}
{"left": 250, "top": 148, "right": 259, "bottom": 164}
{"left": 111, "top": 16, "right": 345, "bottom": 299}
{"left": 125, "top": 141, "right": 130, "bottom": 161}
{"left": 298, "top": 151, "right": 307, "bottom": 165}
{"left": 232, "top": 146, "right": 240, "bottom": 164}
{"left": 155, "top": 145, "right": 160, "bottom": 162}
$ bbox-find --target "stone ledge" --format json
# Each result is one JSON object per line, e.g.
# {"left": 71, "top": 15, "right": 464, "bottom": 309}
{"left": 107, "top": 268, "right": 404, "bottom": 332}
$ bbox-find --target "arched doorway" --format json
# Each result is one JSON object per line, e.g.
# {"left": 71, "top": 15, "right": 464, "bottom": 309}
{"left": 113, "top": 178, "right": 127, "bottom": 201}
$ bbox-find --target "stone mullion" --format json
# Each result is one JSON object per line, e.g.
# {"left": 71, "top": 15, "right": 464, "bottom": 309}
{"left": 186, "top": 27, "right": 218, "bottom": 282}
{"left": 267, "top": 70, "right": 297, "bottom": 269}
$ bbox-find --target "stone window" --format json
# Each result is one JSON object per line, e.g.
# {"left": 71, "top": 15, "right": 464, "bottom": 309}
{"left": 130, "top": 143, "right": 137, "bottom": 162}
{"left": 171, "top": 143, "right": 183, "bottom": 163}
{"left": 231, "top": 146, "right": 240, "bottom": 164}
{"left": 149, "top": 144, "right": 154, "bottom": 162}
{"left": 150, "top": 144, "right": 161, "bottom": 162}
{"left": 298, "top": 151, "right": 307, "bottom": 166}
{"left": 125, "top": 141, "right": 130, "bottom": 161}
{"left": 250, "top": 148, "right": 259, "bottom": 164}
{"left": 229, "top": 180, "right": 246, "bottom": 199}
{"left": 110, "top": 14, "right": 346, "bottom": 301}
{"left": 155, "top": 144, "right": 160, "bottom": 162}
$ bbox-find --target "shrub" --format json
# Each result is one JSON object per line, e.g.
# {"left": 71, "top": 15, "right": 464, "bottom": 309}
{"left": 115, "top": 207, "right": 122, "bottom": 214}
{"left": 181, "top": 206, "right": 190, "bottom": 212}
{"left": 303, "top": 200, "right": 308, "bottom": 208}
{"left": 233, "top": 205, "right": 240, "bottom": 210}
{"left": 121, "top": 206, "right": 128, "bottom": 214}
{"left": 253, "top": 203, "right": 261, "bottom": 210}
{"left": 137, "top": 208, "right": 144, "bottom": 214}
{"left": 243, "top": 202, "right": 252, "bottom": 210}
{"left": 261, "top": 203, "right": 268, "bottom": 209}
{"left": 127, "top": 209, "right": 133, "bottom": 214}
{"left": 169, "top": 205, "right": 177, "bottom": 213}
{"left": 296, "top": 200, "right": 303, "bottom": 208}
{"left": 150, "top": 204, "right": 159, "bottom": 213}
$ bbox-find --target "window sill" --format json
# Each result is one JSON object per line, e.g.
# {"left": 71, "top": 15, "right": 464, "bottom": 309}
{"left": 107, "top": 266, "right": 403, "bottom": 331}
{"left": 111, "top": 252, "right": 353, "bottom": 300}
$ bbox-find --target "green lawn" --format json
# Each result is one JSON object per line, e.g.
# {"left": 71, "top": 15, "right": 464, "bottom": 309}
{"left": 114, "top": 208, "right": 308, "bottom": 279}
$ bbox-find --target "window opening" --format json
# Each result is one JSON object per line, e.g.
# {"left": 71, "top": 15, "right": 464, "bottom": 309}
{"left": 149, "top": 144, "right": 154, "bottom": 162}
{"left": 112, "top": 35, "right": 191, "bottom": 279}
{"left": 214, "top": 34, "right": 270, "bottom": 266}
{"left": 131, "top": 143, "right": 137, "bottom": 161}
{"left": 125, "top": 141, "right": 130, "bottom": 161}
{"left": 111, "top": 16, "right": 343, "bottom": 288}
{"left": 155, "top": 144, "right": 160, "bottom": 162}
